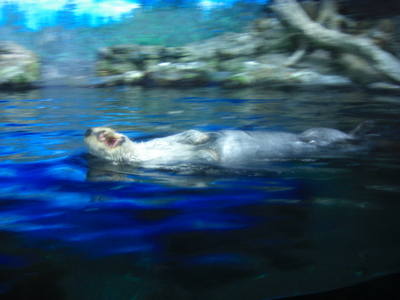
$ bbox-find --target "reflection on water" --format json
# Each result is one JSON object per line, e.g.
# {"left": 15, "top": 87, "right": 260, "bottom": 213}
{"left": 0, "top": 86, "right": 400, "bottom": 299}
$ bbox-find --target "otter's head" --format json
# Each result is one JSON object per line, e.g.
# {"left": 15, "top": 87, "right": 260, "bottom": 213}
{"left": 84, "top": 127, "right": 134, "bottom": 162}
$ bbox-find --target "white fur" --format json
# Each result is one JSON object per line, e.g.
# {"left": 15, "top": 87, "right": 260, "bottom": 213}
{"left": 85, "top": 126, "right": 357, "bottom": 168}
{"left": 84, "top": 127, "right": 218, "bottom": 165}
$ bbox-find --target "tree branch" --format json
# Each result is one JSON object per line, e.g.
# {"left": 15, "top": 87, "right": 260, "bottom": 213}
{"left": 271, "top": 0, "right": 400, "bottom": 84}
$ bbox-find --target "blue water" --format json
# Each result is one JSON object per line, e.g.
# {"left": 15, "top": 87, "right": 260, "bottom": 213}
{"left": 0, "top": 86, "right": 400, "bottom": 299}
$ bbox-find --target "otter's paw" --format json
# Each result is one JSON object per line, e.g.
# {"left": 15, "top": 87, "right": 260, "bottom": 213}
{"left": 177, "top": 130, "right": 213, "bottom": 145}
{"left": 196, "top": 149, "right": 220, "bottom": 162}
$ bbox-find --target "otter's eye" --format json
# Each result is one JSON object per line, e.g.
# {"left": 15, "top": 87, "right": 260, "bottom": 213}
{"left": 85, "top": 128, "right": 94, "bottom": 137}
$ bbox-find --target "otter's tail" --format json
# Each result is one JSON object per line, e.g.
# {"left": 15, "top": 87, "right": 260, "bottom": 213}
{"left": 349, "top": 121, "right": 375, "bottom": 139}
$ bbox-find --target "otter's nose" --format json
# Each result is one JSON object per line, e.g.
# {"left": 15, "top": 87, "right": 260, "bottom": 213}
{"left": 84, "top": 128, "right": 93, "bottom": 137}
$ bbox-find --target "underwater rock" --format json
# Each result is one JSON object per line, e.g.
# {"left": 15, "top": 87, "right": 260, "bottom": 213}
{"left": 146, "top": 62, "right": 210, "bottom": 87}
{"left": 93, "top": 20, "right": 353, "bottom": 89}
{"left": 93, "top": 9, "right": 398, "bottom": 89}
{"left": 220, "top": 62, "right": 352, "bottom": 89}
{"left": 0, "top": 41, "right": 40, "bottom": 89}
{"left": 92, "top": 17, "right": 301, "bottom": 88}
{"left": 88, "top": 71, "right": 145, "bottom": 87}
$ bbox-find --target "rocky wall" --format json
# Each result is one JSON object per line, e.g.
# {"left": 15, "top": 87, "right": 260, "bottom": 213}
{"left": 0, "top": 41, "right": 40, "bottom": 89}
{"left": 92, "top": 12, "right": 400, "bottom": 92}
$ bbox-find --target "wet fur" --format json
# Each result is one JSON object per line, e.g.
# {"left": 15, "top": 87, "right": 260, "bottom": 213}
{"left": 84, "top": 125, "right": 366, "bottom": 168}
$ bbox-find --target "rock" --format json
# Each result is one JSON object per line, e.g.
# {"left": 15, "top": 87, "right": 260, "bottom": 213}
{"left": 88, "top": 75, "right": 126, "bottom": 87}
{"left": 146, "top": 62, "right": 210, "bottom": 87}
{"left": 96, "top": 60, "right": 137, "bottom": 76}
{"left": 93, "top": 13, "right": 396, "bottom": 90}
{"left": 92, "top": 23, "right": 295, "bottom": 88}
{"left": 88, "top": 71, "right": 145, "bottom": 87}
{"left": 285, "top": 71, "right": 353, "bottom": 88}
{"left": 0, "top": 41, "right": 40, "bottom": 88}
{"left": 94, "top": 17, "right": 297, "bottom": 87}
{"left": 216, "top": 58, "right": 247, "bottom": 73}
{"left": 96, "top": 44, "right": 165, "bottom": 76}
{"left": 123, "top": 71, "right": 145, "bottom": 85}
{"left": 221, "top": 63, "right": 352, "bottom": 89}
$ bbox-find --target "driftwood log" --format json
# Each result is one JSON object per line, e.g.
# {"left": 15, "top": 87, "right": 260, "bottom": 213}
{"left": 271, "top": 0, "right": 400, "bottom": 84}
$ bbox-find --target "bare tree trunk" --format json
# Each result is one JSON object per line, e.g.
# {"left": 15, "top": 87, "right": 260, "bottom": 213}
{"left": 271, "top": 0, "right": 400, "bottom": 84}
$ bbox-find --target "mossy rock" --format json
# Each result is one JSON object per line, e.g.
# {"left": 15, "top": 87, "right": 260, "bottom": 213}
{"left": 0, "top": 41, "right": 40, "bottom": 88}
{"left": 221, "top": 72, "right": 254, "bottom": 87}
{"left": 97, "top": 60, "right": 137, "bottom": 76}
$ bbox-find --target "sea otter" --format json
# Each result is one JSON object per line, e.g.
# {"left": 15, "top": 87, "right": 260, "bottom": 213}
{"left": 84, "top": 123, "right": 370, "bottom": 168}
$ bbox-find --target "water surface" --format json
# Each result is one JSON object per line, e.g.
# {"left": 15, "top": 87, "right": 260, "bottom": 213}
{"left": 0, "top": 86, "right": 399, "bottom": 299}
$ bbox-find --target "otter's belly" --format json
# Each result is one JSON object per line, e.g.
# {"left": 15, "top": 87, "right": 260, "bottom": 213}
{"left": 213, "top": 130, "right": 316, "bottom": 162}
{"left": 137, "top": 142, "right": 199, "bottom": 164}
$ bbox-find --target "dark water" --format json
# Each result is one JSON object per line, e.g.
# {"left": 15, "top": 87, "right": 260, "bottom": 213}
{"left": 0, "top": 86, "right": 399, "bottom": 300}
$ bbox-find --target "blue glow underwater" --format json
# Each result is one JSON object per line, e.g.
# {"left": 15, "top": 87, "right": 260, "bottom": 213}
{"left": 1, "top": 0, "right": 400, "bottom": 297}
{"left": 0, "top": 0, "right": 268, "bottom": 30}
